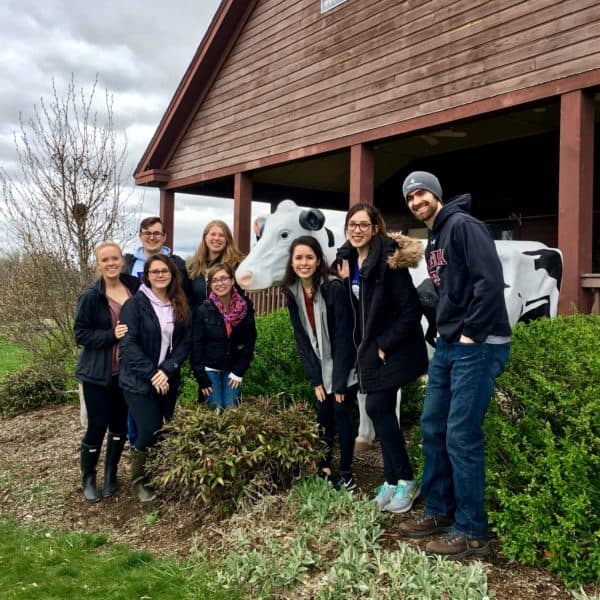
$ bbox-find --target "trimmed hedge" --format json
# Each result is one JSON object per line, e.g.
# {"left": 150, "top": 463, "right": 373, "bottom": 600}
{"left": 486, "top": 315, "right": 600, "bottom": 586}
{"left": 0, "top": 364, "right": 67, "bottom": 418}
{"left": 243, "top": 309, "right": 313, "bottom": 402}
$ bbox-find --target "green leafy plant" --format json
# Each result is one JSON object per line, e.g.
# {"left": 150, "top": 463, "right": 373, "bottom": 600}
{"left": 243, "top": 309, "right": 313, "bottom": 402}
{"left": 190, "top": 477, "right": 492, "bottom": 599}
{"left": 486, "top": 315, "right": 600, "bottom": 586}
{"left": 148, "top": 397, "right": 323, "bottom": 515}
{"left": 0, "top": 363, "right": 67, "bottom": 418}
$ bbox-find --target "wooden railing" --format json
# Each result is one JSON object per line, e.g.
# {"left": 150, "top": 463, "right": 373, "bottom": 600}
{"left": 247, "top": 286, "right": 287, "bottom": 316}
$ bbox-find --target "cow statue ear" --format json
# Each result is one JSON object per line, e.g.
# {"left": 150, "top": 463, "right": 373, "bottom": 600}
{"left": 299, "top": 208, "right": 325, "bottom": 231}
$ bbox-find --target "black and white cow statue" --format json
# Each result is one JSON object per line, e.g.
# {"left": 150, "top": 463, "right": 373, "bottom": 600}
{"left": 236, "top": 200, "right": 563, "bottom": 447}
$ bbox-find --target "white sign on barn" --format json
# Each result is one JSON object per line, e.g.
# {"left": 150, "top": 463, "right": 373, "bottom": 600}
{"left": 321, "top": 0, "right": 347, "bottom": 14}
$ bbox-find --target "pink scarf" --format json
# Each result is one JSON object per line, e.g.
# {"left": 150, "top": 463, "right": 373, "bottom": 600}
{"left": 209, "top": 287, "right": 248, "bottom": 337}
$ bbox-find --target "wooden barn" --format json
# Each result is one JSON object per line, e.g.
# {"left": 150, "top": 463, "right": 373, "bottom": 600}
{"left": 134, "top": 0, "right": 600, "bottom": 313}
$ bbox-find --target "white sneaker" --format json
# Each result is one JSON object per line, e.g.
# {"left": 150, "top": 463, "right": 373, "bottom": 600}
{"left": 373, "top": 481, "right": 397, "bottom": 509}
{"left": 385, "top": 479, "right": 420, "bottom": 513}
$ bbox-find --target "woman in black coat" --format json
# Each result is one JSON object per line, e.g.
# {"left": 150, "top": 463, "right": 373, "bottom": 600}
{"left": 119, "top": 254, "right": 190, "bottom": 502}
{"left": 336, "top": 203, "right": 428, "bottom": 512}
{"left": 190, "top": 262, "right": 256, "bottom": 410}
{"left": 74, "top": 242, "right": 140, "bottom": 502}
{"left": 284, "top": 236, "right": 358, "bottom": 490}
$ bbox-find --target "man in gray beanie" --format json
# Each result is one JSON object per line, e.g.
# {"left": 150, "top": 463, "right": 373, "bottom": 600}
{"left": 399, "top": 170, "right": 511, "bottom": 559}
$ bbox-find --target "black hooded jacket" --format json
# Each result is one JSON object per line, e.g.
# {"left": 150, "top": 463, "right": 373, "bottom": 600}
{"left": 336, "top": 234, "right": 428, "bottom": 393}
{"left": 426, "top": 194, "right": 511, "bottom": 343}
{"left": 118, "top": 292, "right": 190, "bottom": 395}
{"left": 74, "top": 274, "right": 140, "bottom": 386}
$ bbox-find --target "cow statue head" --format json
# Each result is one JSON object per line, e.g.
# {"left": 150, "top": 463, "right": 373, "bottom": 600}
{"left": 236, "top": 199, "right": 341, "bottom": 290}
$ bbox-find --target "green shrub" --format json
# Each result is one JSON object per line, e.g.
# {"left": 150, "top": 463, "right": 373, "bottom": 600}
{"left": 148, "top": 397, "right": 323, "bottom": 515}
{"left": 485, "top": 315, "right": 600, "bottom": 586}
{"left": 0, "top": 363, "right": 67, "bottom": 418}
{"left": 243, "top": 309, "right": 313, "bottom": 402}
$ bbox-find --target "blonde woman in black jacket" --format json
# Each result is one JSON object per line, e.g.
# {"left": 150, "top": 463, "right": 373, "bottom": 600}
{"left": 74, "top": 242, "right": 140, "bottom": 502}
{"left": 284, "top": 236, "right": 358, "bottom": 490}
{"left": 336, "top": 203, "right": 428, "bottom": 512}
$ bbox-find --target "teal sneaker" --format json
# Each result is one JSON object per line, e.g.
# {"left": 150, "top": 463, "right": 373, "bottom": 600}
{"left": 373, "top": 481, "right": 396, "bottom": 509}
{"left": 385, "top": 479, "right": 420, "bottom": 513}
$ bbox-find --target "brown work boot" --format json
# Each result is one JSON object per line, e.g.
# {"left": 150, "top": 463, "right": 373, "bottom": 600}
{"left": 425, "top": 530, "right": 491, "bottom": 560}
{"left": 398, "top": 511, "right": 453, "bottom": 538}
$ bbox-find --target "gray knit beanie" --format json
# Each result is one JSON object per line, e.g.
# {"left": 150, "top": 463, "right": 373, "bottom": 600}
{"left": 402, "top": 171, "right": 443, "bottom": 203}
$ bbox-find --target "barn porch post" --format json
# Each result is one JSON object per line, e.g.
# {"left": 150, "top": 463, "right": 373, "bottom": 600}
{"left": 349, "top": 144, "right": 374, "bottom": 207}
{"left": 234, "top": 172, "right": 252, "bottom": 254}
{"left": 558, "top": 89, "right": 595, "bottom": 314}
{"left": 159, "top": 189, "right": 175, "bottom": 250}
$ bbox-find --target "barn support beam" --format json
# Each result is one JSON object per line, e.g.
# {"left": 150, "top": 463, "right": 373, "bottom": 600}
{"left": 558, "top": 90, "right": 594, "bottom": 313}
{"left": 234, "top": 172, "right": 252, "bottom": 254}
{"left": 349, "top": 144, "right": 374, "bottom": 207}
{"left": 159, "top": 189, "right": 175, "bottom": 250}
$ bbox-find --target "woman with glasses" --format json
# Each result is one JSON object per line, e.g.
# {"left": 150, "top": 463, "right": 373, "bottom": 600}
{"left": 336, "top": 203, "right": 428, "bottom": 512}
{"left": 284, "top": 236, "right": 358, "bottom": 490}
{"left": 190, "top": 263, "right": 257, "bottom": 411}
{"left": 188, "top": 220, "right": 245, "bottom": 311}
{"left": 74, "top": 242, "right": 140, "bottom": 502}
{"left": 119, "top": 254, "right": 191, "bottom": 502}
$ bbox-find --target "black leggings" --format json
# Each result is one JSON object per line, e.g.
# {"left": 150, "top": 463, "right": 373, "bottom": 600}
{"left": 123, "top": 388, "right": 177, "bottom": 452}
{"left": 82, "top": 376, "right": 127, "bottom": 446}
{"left": 366, "top": 388, "right": 413, "bottom": 484}
{"left": 316, "top": 386, "right": 357, "bottom": 473}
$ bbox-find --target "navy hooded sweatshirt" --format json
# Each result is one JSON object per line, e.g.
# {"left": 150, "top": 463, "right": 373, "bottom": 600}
{"left": 426, "top": 194, "right": 511, "bottom": 343}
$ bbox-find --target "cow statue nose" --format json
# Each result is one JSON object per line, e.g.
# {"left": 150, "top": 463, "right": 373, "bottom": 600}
{"left": 236, "top": 271, "right": 254, "bottom": 289}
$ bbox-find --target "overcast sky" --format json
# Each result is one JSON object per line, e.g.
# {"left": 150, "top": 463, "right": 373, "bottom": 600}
{"left": 0, "top": 0, "right": 346, "bottom": 257}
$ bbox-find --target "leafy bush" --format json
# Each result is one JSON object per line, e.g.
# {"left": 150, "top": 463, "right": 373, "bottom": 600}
{"left": 148, "top": 397, "right": 323, "bottom": 515}
{"left": 243, "top": 309, "right": 313, "bottom": 402}
{"left": 486, "top": 315, "right": 600, "bottom": 586}
{"left": 0, "top": 363, "right": 68, "bottom": 418}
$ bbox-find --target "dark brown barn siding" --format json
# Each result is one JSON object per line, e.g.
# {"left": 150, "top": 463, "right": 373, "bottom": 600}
{"left": 166, "top": 0, "right": 600, "bottom": 180}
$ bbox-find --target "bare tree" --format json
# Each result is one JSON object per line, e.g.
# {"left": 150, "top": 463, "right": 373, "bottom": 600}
{"left": 1, "top": 74, "right": 138, "bottom": 277}
{"left": 0, "top": 75, "right": 140, "bottom": 372}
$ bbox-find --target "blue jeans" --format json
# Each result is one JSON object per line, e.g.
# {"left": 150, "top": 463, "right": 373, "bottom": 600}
{"left": 205, "top": 371, "right": 241, "bottom": 411}
{"left": 420, "top": 338, "right": 510, "bottom": 538}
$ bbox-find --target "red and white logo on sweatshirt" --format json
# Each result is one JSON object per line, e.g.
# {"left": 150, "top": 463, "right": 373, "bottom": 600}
{"left": 427, "top": 249, "right": 447, "bottom": 287}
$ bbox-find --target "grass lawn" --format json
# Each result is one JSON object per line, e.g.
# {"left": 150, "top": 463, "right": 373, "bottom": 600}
{"left": 0, "top": 339, "right": 32, "bottom": 379}
{"left": 0, "top": 520, "right": 240, "bottom": 600}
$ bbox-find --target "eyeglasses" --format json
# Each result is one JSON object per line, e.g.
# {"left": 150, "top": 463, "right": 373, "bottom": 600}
{"left": 347, "top": 221, "right": 372, "bottom": 232}
{"left": 211, "top": 276, "right": 232, "bottom": 285}
{"left": 141, "top": 231, "right": 165, "bottom": 239}
{"left": 148, "top": 268, "right": 170, "bottom": 276}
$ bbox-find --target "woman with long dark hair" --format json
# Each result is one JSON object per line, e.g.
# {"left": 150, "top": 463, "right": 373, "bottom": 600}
{"left": 284, "top": 236, "right": 358, "bottom": 490}
{"left": 119, "top": 254, "right": 190, "bottom": 502}
{"left": 191, "top": 262, "right": 256, "bottom": 410}
{"left": 336, "top": 203, "right": 428, "bottom": 511}
{"left": 74, "top": 242, "right": 140, "bottom": 502}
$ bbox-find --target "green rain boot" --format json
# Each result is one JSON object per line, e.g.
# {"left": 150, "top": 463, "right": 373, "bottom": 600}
{"left": 130, "top": 449, "right": 156, "bottom": 503}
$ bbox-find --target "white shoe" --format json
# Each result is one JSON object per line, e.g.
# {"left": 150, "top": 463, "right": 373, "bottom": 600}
{"left": 385, "top": 479, "right": 420, "bottom": 513}
{"left": 373, "top": 481, "right": 397, "bottom": 509}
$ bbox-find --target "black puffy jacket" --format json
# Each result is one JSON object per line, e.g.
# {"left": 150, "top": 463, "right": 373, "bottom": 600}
{"left": 74, "top": 274, "right": 140, "bottom": 386}
{"left": 190, "top": 298, "right": 257, "bottom": 388}
{"left": 118, "top": 292, "right": 190, "bottom": 395}
{"left": 336, "top": 234, "right": 428, "bottom": 393}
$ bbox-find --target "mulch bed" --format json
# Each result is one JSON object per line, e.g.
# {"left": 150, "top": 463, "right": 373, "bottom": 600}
{"left": 0, "top": 402, "right": 592, "bottom": 599}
